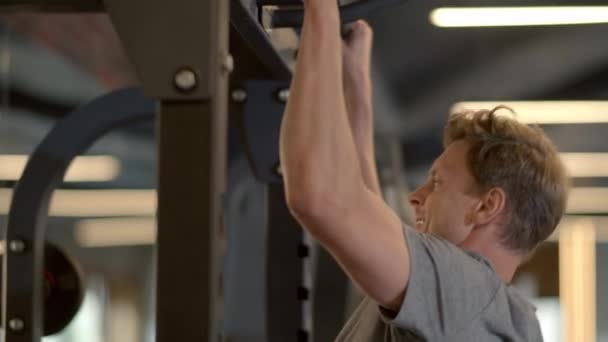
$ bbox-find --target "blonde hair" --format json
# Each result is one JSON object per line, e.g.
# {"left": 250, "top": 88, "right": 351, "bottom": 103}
{"left": 444, "top": 106, "right": 569, "bottom": 253}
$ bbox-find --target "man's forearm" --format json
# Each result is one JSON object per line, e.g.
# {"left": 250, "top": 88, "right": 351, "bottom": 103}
{"left": 350, "top": 113, "right": 381, "bottom": 196}
{"left": 344, "top": 75, "right": 382, "bottom": 196}
{"left": 279, "top": 2, "right": 365, "bottom": 219}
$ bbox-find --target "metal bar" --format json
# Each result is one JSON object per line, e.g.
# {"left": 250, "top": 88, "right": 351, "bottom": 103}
{"left": 231, "top": 0, "right": 292, "bottom": 81}
{"left": 312, "top": 248, "right": 348, "bottom": 342}
{"left": 234, "top": 79, "right": 310, "bottom": 339}
{"left": 3, "top": 88, "right": 154, "bottom": 342}
{"left": 105, "top": 0, "right": 230, "bottom": 100}
{"left": 239, "top": 80, "right": 289, "bottom": 183}
{"left": 0, "top": 0, "right": 102, "bottom": 12}
{"left": 257, "top": 0, "right": 301, "bottom": 6}
{"left": 229, "top": 17, "right": 304, "bottom": 337}
{"left": 156, "top": 100, "right": 229, "bottom": 341}
{"left": 266, "top": 184, "right": 308, "bottom": 342}
{"left": 269, "top": 0, "right": 408, "bottom": 28}
{"left": 154, "top": 0, "right": 230, "bottom": 332}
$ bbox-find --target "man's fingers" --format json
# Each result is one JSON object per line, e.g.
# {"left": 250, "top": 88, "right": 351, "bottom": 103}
{"left": 352, "top": 20, "right": 372, "bottom": 38}
{"left": 342, "top": 23, "right": 355, "bottom": 39}
{"left": 344, "top": 20, "right": 373, "bottom": 46}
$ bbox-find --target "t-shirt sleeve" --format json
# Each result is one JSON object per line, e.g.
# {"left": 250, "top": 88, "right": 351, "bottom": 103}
{"left": 380, "top": 224, "right": 501, "bottom": 339}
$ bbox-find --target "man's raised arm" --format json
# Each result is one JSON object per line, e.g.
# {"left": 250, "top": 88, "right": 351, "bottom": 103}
{"left": 279, "top": 0, "right": 408, "bottom": 310}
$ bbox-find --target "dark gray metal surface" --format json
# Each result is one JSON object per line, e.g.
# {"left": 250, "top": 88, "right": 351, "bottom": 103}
{"left": 0, "top": 0, "right": 102, "bottom": 12}
{"left": 230, "top": 0, "right": 292, "bottom": 81}
{"left": 235, "top": 80, "right": 310, "bottom": 341}
{"left": 156, "top": 100, "right": 229, "bottom": 342}
{"left": 240, "top": 80, "right": 289, "bottom": 183}
{"left": 228, "top": 13, "right": 308, "bottom": 339}
{"left": 268, "top": 0, "right": 408, "bottom": 28}
{"left": 99, "top": 0, "right": 231, "bottom": 339}
{"left": 3, "top": 88, "right": 154, "bottom": 342}
{"left": 154, "top": 5, "right": 231, "bottom": 327}
{"left": 222, "top": 156, "right": 268, "bottom": 341}
{"left": 312, "top": 248, "right": 349, "bottom": 342}
{"left": 104, "top": 0, "right": 230, "bottom": 100}
{"left": 266, "top": 184, "right": 308, "bottom": 342}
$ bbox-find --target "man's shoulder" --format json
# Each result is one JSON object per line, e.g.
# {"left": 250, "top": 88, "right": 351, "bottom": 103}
{"left": 505, "top": 285, "right": 538, "bottom": 312}
{"left": 403, "top": 225, "right": 500, "bottom": 279}
{"left": 480, "top": 285, "right": 543, "bottom": 341}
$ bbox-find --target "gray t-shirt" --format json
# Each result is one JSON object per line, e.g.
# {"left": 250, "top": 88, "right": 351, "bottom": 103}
{"left": 335, "top": 225, "right": 543, "bottom": 342}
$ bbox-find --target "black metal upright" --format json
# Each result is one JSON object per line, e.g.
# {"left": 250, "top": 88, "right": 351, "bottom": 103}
{"left": 156, "top": 99, "right": 229, "bottom": 341}
{"left": 104, "top": 0, "right": 232, "bottom": 340}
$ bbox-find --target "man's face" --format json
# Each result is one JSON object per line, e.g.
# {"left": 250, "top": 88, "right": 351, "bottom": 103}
{"left": 408, "top": 140, "right": 482, "bottom": 245}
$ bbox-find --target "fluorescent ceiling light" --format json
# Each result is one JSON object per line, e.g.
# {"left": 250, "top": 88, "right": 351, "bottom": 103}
{"left": 0, "top": 189, "right": 156, "bottom": 217}
{"left": 75, "top": 217, "right": 156, "bottom": 247}
{"left": 452, "top": 101, "right": 608, "bottom": 124}
{"left": 561, "top": 153, "right": 608, "bottom": 178}
{"left": 0, "top": 155, "right": 121, "bottom": 182}
{"left": 431, "top": 7, "right": 608, "bottom": 27}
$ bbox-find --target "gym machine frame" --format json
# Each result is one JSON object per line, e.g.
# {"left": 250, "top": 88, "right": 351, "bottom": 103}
{"left": 1, "top": 0, "right": 406, "bottom": 341}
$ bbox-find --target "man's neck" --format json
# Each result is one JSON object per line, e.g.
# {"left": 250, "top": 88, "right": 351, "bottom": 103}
{"left": 483, "top": 246, "right": 521, "bottom": 283}
{"left": 460, "top": 229, "right": 523, "bottom": 283}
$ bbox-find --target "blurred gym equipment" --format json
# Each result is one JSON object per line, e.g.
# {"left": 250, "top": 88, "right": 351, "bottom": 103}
{"left": 0, "top": 242, "right": 84, "bottom": 336}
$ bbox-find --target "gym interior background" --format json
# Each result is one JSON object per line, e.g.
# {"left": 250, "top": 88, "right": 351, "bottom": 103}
{"left": 1, "top": 0, "right": 608, "bottom": 341}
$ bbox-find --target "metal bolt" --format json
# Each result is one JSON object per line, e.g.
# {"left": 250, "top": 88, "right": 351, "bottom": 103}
{"left": 8, "top": 318, "right": 24, "bottom": 332}
{"left": 222, "top": 54, "right": 234, "bottom": 74}
{"left": 277, "top": 88, "right": 290, "bottom": 103}
{"left": 9, "top": 240, "right": 25, "bottom": 253}
{"left": 297, "top": 286, "right": 309, "bottom": 300}
{"left": 231, "top": 89, "right": 247, "bottom": 103}
{"left": 298, "top": 244, "right": 310, "bottom": 258}
{"left": 174, "top": 68, "right": 198, "bottom": 92}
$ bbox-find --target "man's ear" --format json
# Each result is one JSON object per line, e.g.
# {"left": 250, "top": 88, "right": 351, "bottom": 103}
{"left": 470, "top": 187, "right": 507, "bottom": 227}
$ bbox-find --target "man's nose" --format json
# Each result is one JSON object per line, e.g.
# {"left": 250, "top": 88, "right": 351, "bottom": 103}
{"left": 409, "top": 187, "right": 425, "bottom": 208}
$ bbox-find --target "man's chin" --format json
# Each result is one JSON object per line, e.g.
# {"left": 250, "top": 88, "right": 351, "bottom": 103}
{"left": 414, "top": 224, "right": 428, "bottom": 233}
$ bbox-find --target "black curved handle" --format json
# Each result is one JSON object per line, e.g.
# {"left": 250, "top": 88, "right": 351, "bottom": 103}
{"left": 3, "top": 87, "right": 154, "bottom": 342}
{"left": 267, "top": 0, "right": 408, "bottom": 28}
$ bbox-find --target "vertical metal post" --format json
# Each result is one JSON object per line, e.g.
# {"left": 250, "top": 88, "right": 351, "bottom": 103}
{"left": 155, "top": 0, "right": 230, "bottom": 341}
{"left": 266, "top": 184, "right": 308, "bottom": 342}
{"left": 156, "top": 99, "right": 228, "bottom": 341}
{"left": 234, "top": 79, "right": 311, "bottom": 341}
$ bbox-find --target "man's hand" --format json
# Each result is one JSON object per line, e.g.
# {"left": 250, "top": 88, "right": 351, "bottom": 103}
{"left": 342, "top": 20, "right": 373, "bottom": 103}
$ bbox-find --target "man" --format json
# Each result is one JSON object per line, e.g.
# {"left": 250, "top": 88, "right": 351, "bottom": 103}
{"left": 279, "top": 0, "right": 569, "bottom": 340}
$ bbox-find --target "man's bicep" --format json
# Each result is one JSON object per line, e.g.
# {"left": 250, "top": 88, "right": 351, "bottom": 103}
{"left": 306, "top": 188, "right": 411, "bottom": 309}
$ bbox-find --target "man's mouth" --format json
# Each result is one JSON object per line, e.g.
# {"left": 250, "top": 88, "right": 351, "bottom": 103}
{"left": 415, "top": 218, "right": 426, "bottom": 232}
